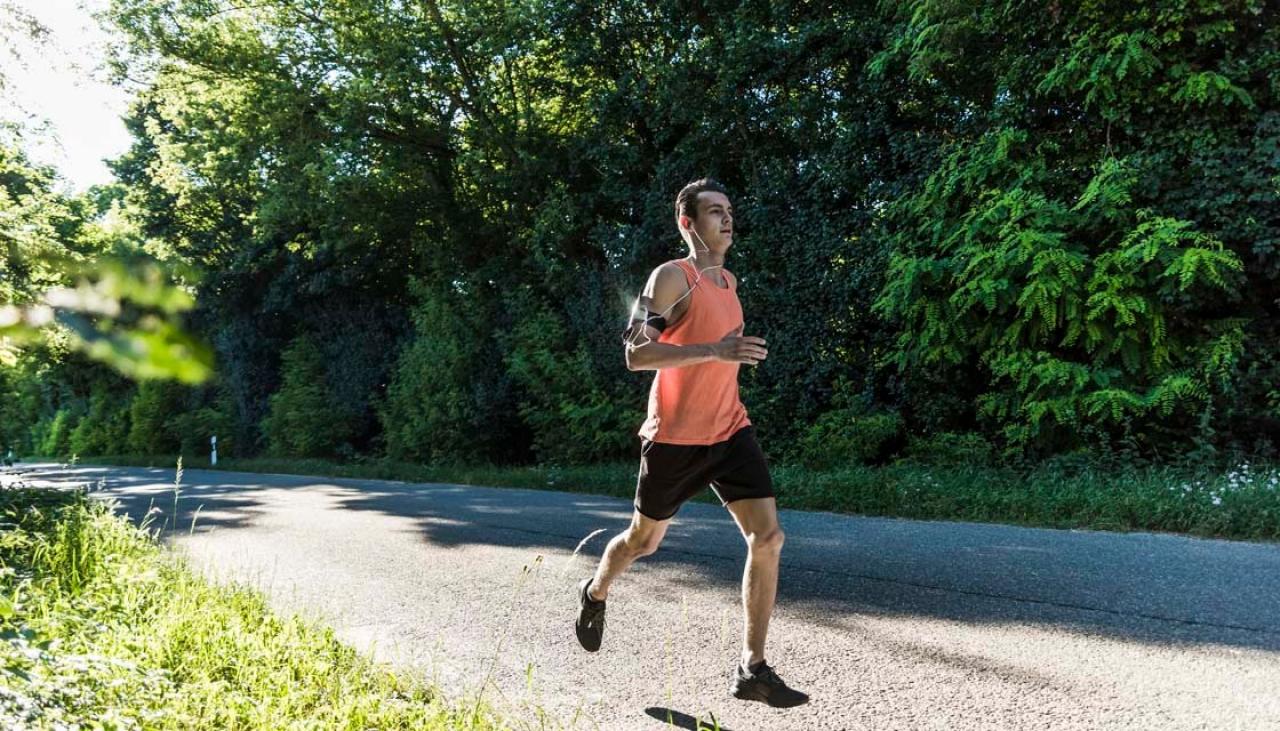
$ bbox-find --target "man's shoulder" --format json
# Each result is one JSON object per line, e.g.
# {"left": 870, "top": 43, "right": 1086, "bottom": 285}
{"left": 650, "top": 259, "right": 690, "bottom": 284}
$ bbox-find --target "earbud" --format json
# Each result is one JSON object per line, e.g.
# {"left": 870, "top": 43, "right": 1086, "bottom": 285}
{"left": 690, "top": 227, "right": 712, "bottom": 253}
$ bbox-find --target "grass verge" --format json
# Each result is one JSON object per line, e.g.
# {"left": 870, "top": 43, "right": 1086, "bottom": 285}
{"left": 58, "top": 453, "right": 1280, "bottom": 541}
{"left": 0, "top": 484, "right": 511, "bottom": 730}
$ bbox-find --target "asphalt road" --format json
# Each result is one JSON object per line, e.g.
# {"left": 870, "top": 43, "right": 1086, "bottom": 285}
{"left": 6, "top": 463, "right": 1279, "bottom": 730}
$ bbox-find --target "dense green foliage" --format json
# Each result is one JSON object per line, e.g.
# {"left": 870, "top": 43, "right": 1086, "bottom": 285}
{"left": 261, "top": 335, "right": 354, "bottom": 457}
{"left": 380, "top": 281, "right": 520, "bottom": 464}
{"left": 872, "top": 1, "right": 1279, "bottom": 461}
{"left": 7, "top": 0, "right": 1279, "bottom": 471}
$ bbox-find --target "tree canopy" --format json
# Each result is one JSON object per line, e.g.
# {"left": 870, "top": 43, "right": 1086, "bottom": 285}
{"left": 3, "top": 0, "right": 1276, "bottom": 466}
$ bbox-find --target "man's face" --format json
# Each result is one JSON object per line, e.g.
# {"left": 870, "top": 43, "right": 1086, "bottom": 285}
{"left": 683, "top": 191, "right": 734, "bottom": 253}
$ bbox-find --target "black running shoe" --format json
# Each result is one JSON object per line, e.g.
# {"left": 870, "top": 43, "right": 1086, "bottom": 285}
{"left": 730, "top": 660, "right": 809, "bottom": 708}
{"left": 575, "top": 577, "right": 606, "bottom": 652}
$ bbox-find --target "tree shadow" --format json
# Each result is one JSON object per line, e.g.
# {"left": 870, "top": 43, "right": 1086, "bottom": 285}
{"left": 23, "top": 462, "right": 1280, "bottom": 654}
{"left": 7, "top": 464, "right": 277, "bottom": 534}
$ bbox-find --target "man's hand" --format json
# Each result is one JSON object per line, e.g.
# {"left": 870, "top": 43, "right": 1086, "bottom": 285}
{"left": 713, "top": 325, "right": 768, "bottom": 365}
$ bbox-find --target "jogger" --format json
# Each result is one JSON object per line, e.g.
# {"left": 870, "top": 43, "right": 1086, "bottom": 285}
{"left": 575, "top": 178, "right": 808, "bottom": 709}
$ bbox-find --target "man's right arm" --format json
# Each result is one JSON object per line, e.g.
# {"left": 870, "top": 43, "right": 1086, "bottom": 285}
{"left": 623, "top": 265, "right": 767, "bottom": 371}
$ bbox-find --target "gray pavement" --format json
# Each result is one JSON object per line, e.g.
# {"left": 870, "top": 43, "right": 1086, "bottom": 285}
{"left": 5, "top": 463, "right": 1279, "bottom": 730}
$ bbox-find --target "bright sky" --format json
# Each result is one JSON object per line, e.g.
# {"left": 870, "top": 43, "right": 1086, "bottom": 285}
{"left": 6, "top": 0, "right": 133, "bottom": 192}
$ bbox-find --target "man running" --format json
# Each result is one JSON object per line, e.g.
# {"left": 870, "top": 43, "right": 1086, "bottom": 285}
{"left": 574, "top": 178, "right": 808, "bottom": 708}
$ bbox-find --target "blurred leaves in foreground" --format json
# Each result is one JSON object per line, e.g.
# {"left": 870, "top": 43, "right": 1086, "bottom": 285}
{"left": 1, "top": 129, "right": 212, "bottom": 384}
{"left": 1, "top": 256, "right": 212, "bottom": 383}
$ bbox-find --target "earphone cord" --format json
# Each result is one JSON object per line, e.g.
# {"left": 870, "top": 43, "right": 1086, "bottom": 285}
{"left": 624, "top": 227, "right": 724, "bottom": 353}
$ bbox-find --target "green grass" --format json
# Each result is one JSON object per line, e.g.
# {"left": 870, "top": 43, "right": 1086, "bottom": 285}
{"left": 0, "top": 485, "right": 514, "bottom": 730}
{"left": 52, "top": 452, "right": 1280, "bottom": 541}
{"left": 770, "top": 459, "right": 1280, "bottom": 540}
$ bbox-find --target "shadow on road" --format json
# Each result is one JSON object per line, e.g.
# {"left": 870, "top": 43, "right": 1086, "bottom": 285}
{"left": 644, "top": 706, "right": 733, "bottom": 730}
{"left": 16, "top": 463, "right": 1280, "bottom": 655}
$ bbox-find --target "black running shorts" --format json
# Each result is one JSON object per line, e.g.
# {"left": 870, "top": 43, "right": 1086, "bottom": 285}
{"left": 634, "top": 425, "right": 775, "bottom": 521}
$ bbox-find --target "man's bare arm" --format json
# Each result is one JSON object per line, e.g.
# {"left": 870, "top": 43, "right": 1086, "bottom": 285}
{"left": 623, "top": 265, "right": 767, "bottom": 371}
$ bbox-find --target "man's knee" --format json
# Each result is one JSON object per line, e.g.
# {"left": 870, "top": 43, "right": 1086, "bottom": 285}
{"left": 623, "top": 526, "right": 664, "bottom": 557}
{"left": 747, "top": 527, "right": 784, "bottom": 555}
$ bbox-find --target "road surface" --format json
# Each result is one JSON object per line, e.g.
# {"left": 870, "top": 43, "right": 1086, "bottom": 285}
{"left": 6, "top": 463, "right": 1279, "bottom": 730}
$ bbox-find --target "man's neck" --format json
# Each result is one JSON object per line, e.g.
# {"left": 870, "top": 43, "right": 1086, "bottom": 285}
{"left": 686, "top": 250, "right": 726, "bottom": 270}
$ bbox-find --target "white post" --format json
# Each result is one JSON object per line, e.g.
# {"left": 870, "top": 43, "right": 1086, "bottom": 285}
{"left": 210, "top": 435, "right": 218, "bottom": 467}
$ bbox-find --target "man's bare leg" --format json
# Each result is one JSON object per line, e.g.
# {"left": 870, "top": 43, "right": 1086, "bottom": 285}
{"left": 725, "top": 497, "right": 784, "bottom": 668}
{"left": 588, "top": 509, "right": 671, "bottom": 601}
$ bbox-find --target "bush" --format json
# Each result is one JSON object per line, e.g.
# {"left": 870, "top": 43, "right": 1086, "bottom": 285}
{"left": 169, "top": 404, "right": 238, "bottom": 459}
{"left": 262, "top": 335, "right": 353, "bottom": 458}
{"left": 901, "top": 431, "right": 998, "bottom": 467}
{"left": 34, "top": 409, "right": 73, "bottom": 459}
{"left": 380, "top": 281, "right": 517, "bottom": 465}
{"left": 69, "top": 389, "right": 131, "bottom": 457}
{"left": 127, "top": 381, "right": 184, "bottom": 455}
{"left": 795, "top": 409, "right": 904, "bottom": 469}
{"left": 500, "top": 295, "right": 635, "bottom": 464}
{"left": 870, "top": 4, "right": 1274, "bottom": 459}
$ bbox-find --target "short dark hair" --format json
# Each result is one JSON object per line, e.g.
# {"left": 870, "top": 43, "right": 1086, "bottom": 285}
{"left": 675, "top": 177, "right": 729, "bottom": 223}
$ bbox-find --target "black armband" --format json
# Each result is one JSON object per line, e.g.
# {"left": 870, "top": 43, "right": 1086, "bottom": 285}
{"left": 621, "top": 309, "right": 668, "bottom": 343}
{"left": 643, "top": 312, "right": 668, "bottom": 333}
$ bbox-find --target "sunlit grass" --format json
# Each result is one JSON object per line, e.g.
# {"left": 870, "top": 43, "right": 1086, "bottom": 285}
{"left": 0, "top": 485, "right": 514, "bottom": 730}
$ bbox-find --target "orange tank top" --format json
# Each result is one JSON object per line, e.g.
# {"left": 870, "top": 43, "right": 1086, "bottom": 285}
{"left": 638, "top": 258, "right": 752, "bottom": 444}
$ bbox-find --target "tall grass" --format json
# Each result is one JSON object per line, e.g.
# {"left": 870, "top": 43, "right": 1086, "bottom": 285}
{"left": 0, "top": 485, "right": 513, "bottom": 729}
{"left": 771, "top": 459, "right": 1280, "bottom": 539}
